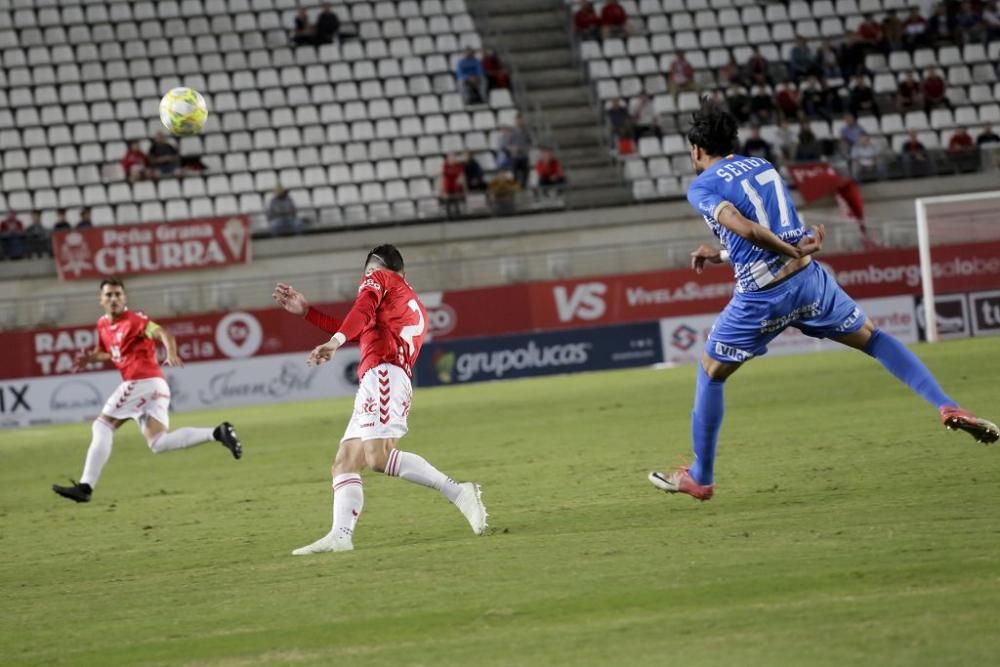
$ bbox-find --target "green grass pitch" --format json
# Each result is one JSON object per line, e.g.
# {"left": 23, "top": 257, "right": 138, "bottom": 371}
{"left": 2, "top": 338, "right": 999, "bottom": 666}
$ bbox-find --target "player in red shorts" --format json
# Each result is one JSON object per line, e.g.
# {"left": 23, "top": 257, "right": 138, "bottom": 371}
{"left": 273, "top": 244, "right": 487, "bottom": 554}
{"left": 51, "top": 278, "right": 243, "bottom": 503}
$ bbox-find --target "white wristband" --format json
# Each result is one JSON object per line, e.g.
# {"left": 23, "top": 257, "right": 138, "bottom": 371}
{"left": 332, "top": 332, "right": 347, "bottom": 346}
{"left": 719, "top": 249, "right": 730, "bottom": 262}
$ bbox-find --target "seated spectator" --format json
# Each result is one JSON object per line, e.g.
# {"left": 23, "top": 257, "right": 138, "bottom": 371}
{"left": 774, "top": 119, "right": 797, "bottom": 164}
{"left": 774, "top": 83, "right": 801, "bottom": 121}
{"left": 148, "top": 132, "right": 181, "bottom": 178}
{"left": 900, "top": 129, "right": 932, "bottom": 177}
{"left": 267, "top": 186, "right": 302, "bottom": 235}
{"left": 848, "top": 75, "right": 881, "bottom": 120}
{"left": 25, "top": 210, "right": 50, "bottom": 258}
{"left": 667, "top": 51, "right": 695, "bottom": 94}
{"left": 535, "top": 148, "right": 566, "bottom": 190}
{"left": 743, "top": 127, "right": 774, "bottom": 162}
{"left": 607, "top": 98, "right": 632, "bottom": 143}
{"left": 481, "top": 50, "right": 509, "bottom": 91}
{"left": 439, "top": 153, "right": 466, "bottom": 219}
{"left": 796, "top": 123, "right": 823, "bottom": 161}
{"left": 801, "top": 77, "right": 832, "bottom": 121}
{"left": 726, "top": 86, "right": 752, "bottom": 124}
{"left": 121, "top": 141, "right": 150, "bottom": 183}
{"left": 717, "top": 58, "right": 742, "bottom": 89}
{"left": 292, "top": 7, "right": 315, "bottom": 46}
{"left": 463, "top": 151, "right": 486, "bottom": 192}
{"left": 903, "top": 8, "right": 928, "bottom": 49}
{"left": 76, "top": 207, "right": 94, "bottom": 229}
{"left": 926, "top": 5, "right": 952, "bottom": 46}
{"left": 630, "top": 93, "right": 661, "bottom": 140}
{"left": 948, "top": 126, "right": 978, "bottom": 172}
{"left": 52, "top": 209, "right": 71, "bottom": 232}
{"left": 978, "top": 124, "right": 1000, "bottom": 147}
{"left": 487, "top": 171, "right": 521, "bottom": 216}
{"left": 745, "top": 46, "right": 770, "bottom": 86}
{"left": 455, "top": 48, "right": 486, "bottom": 105}
{"left": 856, "top": 14, "right": 884, "bottom": 52}
{"left": 850, "top": 132, "right": 886, "bottom": 180}
{"left": 573, "top": 1, "right": 600, "bottom": 41}
{"left": 985, "top": 1, "right": 1000, "bottom": 41}
{"left": 750, "top": 85, "right": 776, "bottom": 125}
{"left": 895, "top": 72, "right": 922, "bottom": 113}
{"left": 816, "top": 40, "right": 842, "bottom": 80}
{"left": 788, "top": 37, "right": 816, "bottom": 80}
{"left": 837, "top": 33, "right": 867, "bottom": 79}
{"left": 314, "top": 3, "right": 340, "bottom": 45}
{"left": 600, "top": 0, "right": 628, "bottom": 40}
{"left": 955, "top": 2, "right": 984, "bottom": 43}
{"left": 0, "top": 211, "right": 26, "bottom": 261}
{"left": 840, "top": 112, "right": 864, "bottom": 148}
{"left": 922, "top": 68, "right": 951, "bottom": 112}
{"left": 881, "top": 9, "right": 904, "bottom": 51}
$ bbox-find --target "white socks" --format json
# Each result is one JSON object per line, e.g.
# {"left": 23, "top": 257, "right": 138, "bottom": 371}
{"left": 80, "top": 419, "right": 114, "bottom": 488}
{"left": 385, "top": 449, "right": 462, "bottom": 503}
{"left": 331, "top": 473, "right": 364, "bottom": 540}
{"left": 148, "top": 427, "right": 215, "bottom": 453}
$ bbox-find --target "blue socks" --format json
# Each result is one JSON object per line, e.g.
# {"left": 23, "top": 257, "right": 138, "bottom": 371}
{"left": 864, "top": 329, "right": 955, "bottom": 409}
{"left": 688, "top": 364, "right": 726, "bottom": 486}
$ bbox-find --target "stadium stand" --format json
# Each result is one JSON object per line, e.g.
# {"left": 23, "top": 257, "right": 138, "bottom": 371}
{"left": 0, "top": 0, "right": 520, "bottom": 229}
{"left": 566, "top": 0, "right": 1000, "bottom": 201}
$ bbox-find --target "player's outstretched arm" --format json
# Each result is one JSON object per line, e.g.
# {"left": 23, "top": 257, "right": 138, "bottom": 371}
{"left": 690, "top": 244, "right": 726, "bottom": 274}
{"left": 150, "top": 326, "right": 183, "bottom": 367}
{"left": 717, "top": 205, "right": 825, "bottom": 259}
{"left": 72, "top": 347, "right": 110, "bottom": 372}
{"left": 273, "top": 282, "right": 344, "bottom": 334}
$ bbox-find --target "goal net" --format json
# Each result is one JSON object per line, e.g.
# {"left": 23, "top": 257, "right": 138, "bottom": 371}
{"left": 915, "top": 190, "right": 1000, "bottom": 342}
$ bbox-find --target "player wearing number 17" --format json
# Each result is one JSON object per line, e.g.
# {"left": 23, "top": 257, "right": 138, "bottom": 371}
{"left": 648, "top": 103, "right": 998, "bottom": 501}
{"left": 273, "top": 245, "right": 487, "bottom": 555}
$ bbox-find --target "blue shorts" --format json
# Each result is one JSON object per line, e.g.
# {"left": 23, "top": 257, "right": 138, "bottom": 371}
{"left": 706, "top": 261, "right": 866, "bottom": 363}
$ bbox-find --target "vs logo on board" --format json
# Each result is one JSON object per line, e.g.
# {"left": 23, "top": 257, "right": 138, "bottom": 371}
{"left": 553, "top": 283, "right": 607, "bottom": 322}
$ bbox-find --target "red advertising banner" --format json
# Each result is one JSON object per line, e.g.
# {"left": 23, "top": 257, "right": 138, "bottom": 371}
{"left": 52, "top": 216, "right": 252, "bottom": 281}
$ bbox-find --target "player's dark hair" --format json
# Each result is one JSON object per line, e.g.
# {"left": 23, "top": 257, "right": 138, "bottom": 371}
{"left": 366, "top": 244, "right": 404, "bottom": 272}
{"left": 686, "top": 101, "right": 739, "bottom": 158}
{"left": 99, "top": 277, "right": 125, "bottom": 292}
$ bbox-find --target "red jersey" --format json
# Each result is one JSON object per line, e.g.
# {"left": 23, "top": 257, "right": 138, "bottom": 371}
{"left": 305, "top": 269, "right": 427, "bottom": 379}
{"left": 97, "top": 309, "right": 163, "bottom": 381}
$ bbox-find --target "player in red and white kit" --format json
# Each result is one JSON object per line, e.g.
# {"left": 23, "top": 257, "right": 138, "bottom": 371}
{"left": 51, "top": 278, "right": 243, "bottom": 503}
{"left": 273, "top": 244, "right": 487, "bottom": 554}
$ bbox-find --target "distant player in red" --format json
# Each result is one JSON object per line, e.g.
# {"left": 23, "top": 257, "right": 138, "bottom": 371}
{"left": 273, "top": 244, "right": 487, "bottom": 554}
{"left": 52, "top": 278, "right": 243, "bottom": 503}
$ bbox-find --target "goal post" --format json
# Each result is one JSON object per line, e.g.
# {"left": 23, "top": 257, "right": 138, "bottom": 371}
{"left": 915, "top": 190, "right": 1000, "bottom": 343}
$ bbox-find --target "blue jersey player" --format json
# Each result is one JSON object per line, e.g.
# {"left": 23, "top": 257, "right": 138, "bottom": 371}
{"left": 648, "top": 104, "right": 998, "bottom": 501}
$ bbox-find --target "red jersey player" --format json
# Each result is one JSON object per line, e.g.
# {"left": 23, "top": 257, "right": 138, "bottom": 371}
{"left": 52, "top": 278, "right": 243, "bottom": 503}
{"left": 272, "top": 244, "right": 487, "bottom": 554}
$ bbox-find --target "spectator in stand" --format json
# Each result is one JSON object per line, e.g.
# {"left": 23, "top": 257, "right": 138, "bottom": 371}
{"left": 600, "top": 0, "right": 628, "bottom": 40}
{"left": 52, "top": 209, "right": 71, "bottom": 232}
{"left": 840, "top": 112, "right": 865, "bottom": 148}
{"left": 630, "top": 93, "right": 661, "bottom": 140}
{"left": 455, "top": 48, "right": 486, "bottom": 105}
{"left": 978, "top": 124, "right": 1000, "bottom": 146}
{"left": 838, "top": 33, "right": 867, "bottom": 79}
{"left": 850, "top": 132, "right": 886, "bottom": 180}
{"left": 801, "top": 77, "right": 832, "bottom": 121}
{"left": 121, "top": 141, "right": 150, "bottom": 183}
{"left": 535, "top": 148, "right": 566, "bottom": 192}
{"left": 573, "top": 1, "right": 601, "bottom": 41}
{"left": 314, "top": 4, "right": 340, "bottom": 45}
{"left": 148, "top": 132, "right": 181, "bottom": 178}
{"left": 487, "top": 171, "right": 520, "bottom": 216}
{"left": 926, "top": 4, "right": 953, "bottom": 46}
{"left": 667, "top": 51, "right": 696, "bottom": 94}
{"left": 750, "top": 85, "right": 776, "bottom": 125}
{"left": 267, "top": 187, "right": 302, "bottom": 235}
{"left": 481, "top": 50, "right": 509, "bottom": 92}
{"left": 922, "top": 68, "right": 951, "bottom": 112}
{"left": 895, "top": 72, "right": 923, "bottom": 113}
{"left": 463, "top": 151, "right": 487, "bottom": 192}
{"left": 796, "top": 123, "right": 823, "bottom": 161}
{"left": 438, "top": 154, "right": 466, "bottom": 220}
{"left": 76, "top": 207, "right": 94, "bottom": 229}
{"left": 726, "top": 85, "right": 752, "bottom": 124}
{"left": 718, "top": 58, "right": 742, "bottom": 89}
{"left": 816, "top": 40, "right": 842, "bottom": 80}
{"left": 856, "top": 14, "right": 884, "bottom": 53}
{"left": 775, "top": 82, "right": 801, "bottom": 121}
{"left": 956, "top": 1, "right": 985, "bottom": 43}
{"left": 745, "top": 46, "right": 770, "bottom": 86}
{"left": 948, "top": 126, "right": 978, "bottom": 171}
{"left": 607, "top": 98, "right": 633, "bottom": 143}
{"left": 292, "top": 7, "right": 315, "bottom": 46}
{"left": 984, "top": 1, "right": 1000, "bottom": 40}
{"left": 502, "top": 114, "right": 532, "bottom": 188}
{"left": 742, "top": 126, "right": 775, "bottom": 162}
{"left": 881, "top": 9, "right": 904, "bottom": 51}
{"left": 848, "top": 75, "right": 881, "bottom": 120}
{"left": 901, "top": 129, "right": 932, "bottom": 177}
{"left": 903, "top": 7, "right": 928, "bottom": 49}
{"left": 495, "top": 127, "right": 513, "bottom": 170}
{"left": 0, "top": 211, "right": 25, "bottom": 261}
{"left": 25, "top": 210, "right": 50, "bottom": 258}
{"left": 774, "top": 119, "right": 797, "bottom": 164}
{"left": 788, "top": 36, "right": 816, "bottom": 80}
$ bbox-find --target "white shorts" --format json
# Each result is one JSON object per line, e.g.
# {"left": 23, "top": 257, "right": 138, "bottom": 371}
{"left": 341, "top": 364, "right": 412, "bottom": 443}
{"left": 101, "top": 377, "right": 171, "bottom": 429}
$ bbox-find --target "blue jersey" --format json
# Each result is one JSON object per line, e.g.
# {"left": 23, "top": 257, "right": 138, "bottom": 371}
{"left": 687, "top": 155, "right": 809, "bottom": 293}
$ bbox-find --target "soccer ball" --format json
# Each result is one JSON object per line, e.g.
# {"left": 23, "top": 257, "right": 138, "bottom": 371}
{"left": 159, "top": 87, "right": 208, "bottom": 136}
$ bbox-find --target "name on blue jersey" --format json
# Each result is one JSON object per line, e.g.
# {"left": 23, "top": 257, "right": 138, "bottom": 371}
{"left": 713, "top": 156, "right": 768, "bottom": 183}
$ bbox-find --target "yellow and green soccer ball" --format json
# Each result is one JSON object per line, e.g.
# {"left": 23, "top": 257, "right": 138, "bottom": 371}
{"left": 159, "top": 87, "right": 208, "bottom": 136}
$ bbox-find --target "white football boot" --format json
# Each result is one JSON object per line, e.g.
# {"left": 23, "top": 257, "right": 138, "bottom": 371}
{"left": 291, "top": 531, "right": 354, "bottom": 556}
{"left": 454, "top": 482, "right": 488, "bottom": 535}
